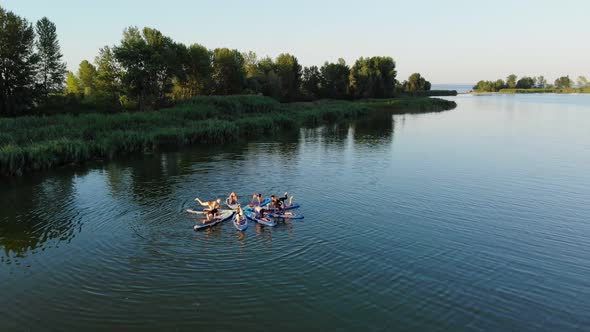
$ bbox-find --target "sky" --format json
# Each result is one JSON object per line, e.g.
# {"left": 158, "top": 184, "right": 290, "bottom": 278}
{"left": 2, "top": 0, "right": 589, "bottom": 84}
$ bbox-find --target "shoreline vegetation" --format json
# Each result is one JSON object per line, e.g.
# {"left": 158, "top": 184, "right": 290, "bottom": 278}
{"left": 0, "top": 96, "right": 456, "bottom": 176}
{"left": 0, "top": 5, "right": 457, "bottom": 176}
{"left": 1, "top": 6, "right": 455, "bottom": 117}
{"left": 472, "top": 74, "right": 590, "bottom": 94}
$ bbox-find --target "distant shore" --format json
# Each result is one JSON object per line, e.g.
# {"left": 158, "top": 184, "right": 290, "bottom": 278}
{"left": 470, "top": 88, "right": 590, "bottom": 94}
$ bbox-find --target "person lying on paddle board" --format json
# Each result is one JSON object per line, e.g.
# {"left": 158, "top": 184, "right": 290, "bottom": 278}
{"left": 254, "top": 205, "right": 267, "bottom": 219}
{"left": 228, "top": 192, "right": 238, "bottom": 204}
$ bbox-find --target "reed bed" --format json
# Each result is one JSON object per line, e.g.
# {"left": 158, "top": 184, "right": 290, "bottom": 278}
{"left": 0, "top": 95, "right": 456, "bottom": 176}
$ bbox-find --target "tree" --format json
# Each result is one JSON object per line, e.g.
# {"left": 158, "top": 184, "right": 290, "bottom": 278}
{"left": 576, "top": 76, "right": 589, "bottom": 88}
{"left": 0, "top": 6, "right": 38, "bottom": 114}
{"left": 554, "top": 76, "right": 572, "bottom": 89}
{"left": 494, "top": 79, "right": 506, "bottom": 91}
{"left": 516, "top": 76, "right": 534, "bottom": 89}
{"left": 65, "top": 72, "right": 81, "bottom": 95}
{"left": 257, "top": 56, "right": 281, "bottom": 99}
{"left": 301, "top": 66, "right": 322, "bottom": 99}
{"left": 114, "top": 27, "right": 180, "bottom": 110}
{"left": 35, "top": 17, "right": 66, "bottom": 98}
{"left": 173, "top": 43, "right": 211, "bottom": 99}
{"left": 211, "top": 48, "right": 246, "bottom": 95}
{"left": 94, "top": 46, "right": 122, "bottom": 104}
{"left": 275, "top": 53, "right": 302, "bottom": 101}
{"left": 320, "top": 58, "right": 350, "bottom": 99}
{"left": 535, "top": 76, "right": 547, "bottom": 88}
{"left": 77, "top": 60, "right": 97, "bottom": 96}
{"left": 243, "top": 51, "right": 259, "bottom": 78}
{"left": 349, "top": 56, "right": 397, "bottom": 98}
{"left": 402, "top": 73, "right": 431, "bottom": 93}
{"left": 506, "top": 74, "right": 517, "bottom": 88}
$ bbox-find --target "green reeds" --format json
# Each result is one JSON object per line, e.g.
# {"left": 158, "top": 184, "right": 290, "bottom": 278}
{"left": 0, "top": 96, "right": 456, "bottom": 176}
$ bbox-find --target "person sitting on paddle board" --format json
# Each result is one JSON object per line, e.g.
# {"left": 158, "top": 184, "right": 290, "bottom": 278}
{"left": 271, "top": 194, "right": 287, "bottom": 212}
{"left": 278, "top": 192, "right": 290, "bottom": 210}
{"left": 228, "top": 192, "right": 238, "bottom": 205}
{"left": 236, "top": 205, "right": 245, "bottom": 225}
{"left": 251, "top": 193, "right": 263, "bottom": 206}
{"left": 195, "top": 198, "right": 221, "bottom": 220}
{"left": 195, "top": 198, "right": 221, "bottom": 210}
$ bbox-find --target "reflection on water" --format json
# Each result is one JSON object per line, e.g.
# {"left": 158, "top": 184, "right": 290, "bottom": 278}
{"left": 2, "top": 97, "right": 590, "bottom": 331}
{"left": 0, "top": 114, "right": 396, "bottom": 263}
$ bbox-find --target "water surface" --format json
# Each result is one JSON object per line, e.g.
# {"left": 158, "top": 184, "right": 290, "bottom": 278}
{"left": 1, "top": 94, "right": 590, "bottom": 331}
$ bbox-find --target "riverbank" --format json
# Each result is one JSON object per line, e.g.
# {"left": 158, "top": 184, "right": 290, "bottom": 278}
{"left": 498, "top": 88, "right": 590, "bottom": 94}
{"left": 0, "top": 96, "right": 456, "bottom": 176}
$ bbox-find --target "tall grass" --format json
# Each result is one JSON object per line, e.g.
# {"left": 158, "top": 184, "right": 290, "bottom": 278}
{"left": 0, "top": 95, "right": 456, "bottom": 176}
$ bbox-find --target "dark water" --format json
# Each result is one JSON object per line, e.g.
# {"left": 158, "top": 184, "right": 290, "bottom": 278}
{"left": 1, "top": 94, "right": 590, "bottom": 331}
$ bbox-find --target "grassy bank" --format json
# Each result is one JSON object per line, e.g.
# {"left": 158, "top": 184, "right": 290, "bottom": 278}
{"left": 498, "top": 88, "right": 590, "bottom": 94}
{"left": 0, "top": 96, "right": 456, "bottom": 176}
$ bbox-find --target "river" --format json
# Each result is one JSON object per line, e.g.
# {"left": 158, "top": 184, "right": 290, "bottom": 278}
{"left": 1, "top": 94, "right": 590, "bottom": 331}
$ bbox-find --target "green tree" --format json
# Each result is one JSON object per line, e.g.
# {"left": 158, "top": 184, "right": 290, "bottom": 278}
{"left": 320, "top": 58, "right": 350, "bottom": 99}
{"left": 65, "top": 72, "right": 81, "bottom": 95}
{"left": 94, "top": 46, "right": 122, "bottom": 105}
{"left": 576, "top": 76, "right": 589, "bottom": 88}
{"left": 349, "top": 56, "right": 397, "bottom": 98}
{"left": 275, "top": 53, "right": 302, "bottom": 101}
{"left": 35, "top": 17, "right": 66, "bottom": 98}
{"left": 243, "top": 51, "right": 259, "bottom": 79}
{"left": 494, "top": 79, "right": 506, "bottom": 91}
{"left": 77, "top": 60, "right": 97, "bottom": 96}
{"left": 173, "top": 43, "right": 211, "bottom": 99}
{"left": 0, "top": 6, "right": 38, "bottom": 114}
{"left": 554, "top": 76, "right": 572, "bottom": 88}
{"left": 402, "top": 73, "right": 431, "bottom": 93}
{"left": 516, "top": 76, "right": 534, "bottom": 89}
{"left": 535, "top": 76, "right": 547, "bottom": 88}
{"left": 211, "top": 48, "right": 246, "bottom": 95}
{"left": 257, "top": 56, "right": 281, "bottom": 99}
{"left": 506, "top": 74, "right": 517, "bottom": 88}
{"left": 114, "top": 27, "right": 179, "bottom": 110}
{"left": 301, "top": 66, "right": 322, "bottom": 99}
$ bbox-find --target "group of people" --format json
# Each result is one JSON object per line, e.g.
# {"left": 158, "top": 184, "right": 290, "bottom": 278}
{"left": 252, "top": 192, "right": 293, "bottom": 219}
{"left": 195, "top": 191, "right": 293, "bottom": 222}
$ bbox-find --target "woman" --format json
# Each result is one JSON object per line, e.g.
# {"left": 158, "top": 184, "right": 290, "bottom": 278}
{"left": 228, "top": 192, "right": 238, "bottom": 205}
{"left": 195, "top": 198, "right": 221, "bottom": 221}
{"left": 235, "top": 205, "right": 246, "bottom": 225}
{"left": 277, "top": 192, "right": 289, "bottom": 210}
{"left": 251, "top": 193, "right": 263, "bottom": 206}
{"left": 271, "top": 195, "right": 281, "bottom": 211}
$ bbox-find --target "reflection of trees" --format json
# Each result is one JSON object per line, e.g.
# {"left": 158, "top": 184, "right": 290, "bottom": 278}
{"left": 351, "top": 111, "right": 395, "bottom": 143}
{"left": 0, "top": 171, "right": 86, "bottom": 260}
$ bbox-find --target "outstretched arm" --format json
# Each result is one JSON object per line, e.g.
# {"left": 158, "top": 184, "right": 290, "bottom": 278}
{"left": 195, "top": 198, "right": 208, "bottom": 207}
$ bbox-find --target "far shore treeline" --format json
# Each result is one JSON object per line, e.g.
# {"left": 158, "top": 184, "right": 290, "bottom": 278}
{"left": 0, "top": 6, "right": 449, "bottom": 116}
{"left": 473, "top": 74, "right": 590, "bottom": 93}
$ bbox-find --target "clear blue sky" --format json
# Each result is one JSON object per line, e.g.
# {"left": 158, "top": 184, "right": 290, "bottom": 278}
{"left": 2, "top": 0, "right": 589, "bottom": 84}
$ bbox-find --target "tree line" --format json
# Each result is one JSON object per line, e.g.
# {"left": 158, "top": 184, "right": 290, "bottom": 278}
{"left": 473, "top": 74, "right": 590, "bottom": 92}
{"left": 0, "top": 7, "right": 66, "bottom": 114}
{"left": 0, "top": 6, "right": 433, "bottom": 115}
